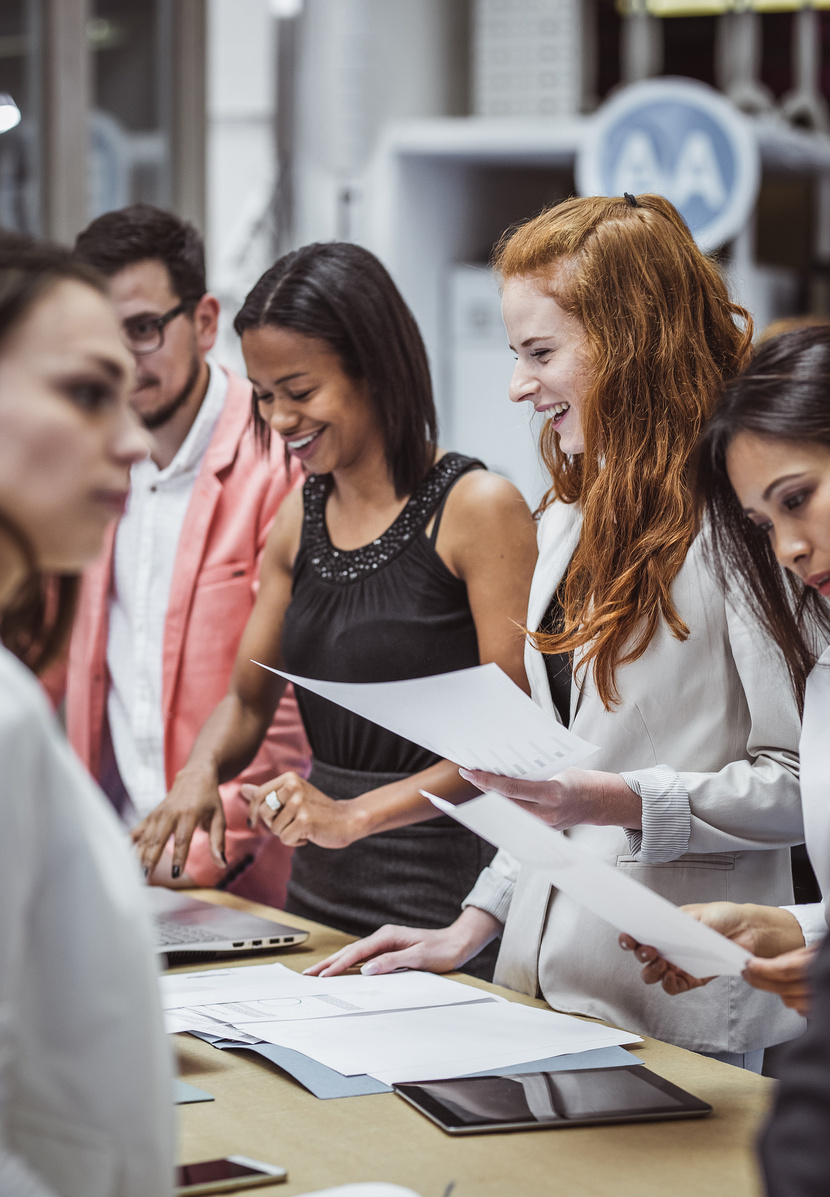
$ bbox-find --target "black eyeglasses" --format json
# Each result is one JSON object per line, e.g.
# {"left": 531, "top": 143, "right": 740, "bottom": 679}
{"left": 121, "top": 301, "right": 189, "bottom": 356}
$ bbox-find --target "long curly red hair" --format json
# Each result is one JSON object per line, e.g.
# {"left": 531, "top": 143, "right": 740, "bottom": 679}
{"left": 494, "top": 194, "right": 753, "bottom": 709}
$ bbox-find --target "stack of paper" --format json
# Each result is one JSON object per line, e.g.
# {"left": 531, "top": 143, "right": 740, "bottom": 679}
{"left": 162, "top": 962, "right": 641, "bottom": 1095}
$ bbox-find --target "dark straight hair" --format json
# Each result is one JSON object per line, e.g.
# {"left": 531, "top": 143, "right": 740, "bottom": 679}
{"left": 234, "top": 241, "right": 437, "bottom": 498}
{"left": 696, "top": 325, "right": 830, "bottom": 707}
{"left": 0, "top": 232, "right": 106, "bottom": 673}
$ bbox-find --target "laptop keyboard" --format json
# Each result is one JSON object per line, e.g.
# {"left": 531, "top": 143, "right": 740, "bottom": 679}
{"left": 152, "top": 917, "right": 227, "bottom": 947}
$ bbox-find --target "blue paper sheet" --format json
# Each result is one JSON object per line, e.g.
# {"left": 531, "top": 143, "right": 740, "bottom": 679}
{"left": 189, "top": 1032, "right": 640, "bottom": 1100}
{"left": 174, "top": 1079, "right": 214, "bottom": 1104}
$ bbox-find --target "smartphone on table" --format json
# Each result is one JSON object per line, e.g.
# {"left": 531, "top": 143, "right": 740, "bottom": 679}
{"left": 176, "top": 1155, "right": 287, "bottom": 1195}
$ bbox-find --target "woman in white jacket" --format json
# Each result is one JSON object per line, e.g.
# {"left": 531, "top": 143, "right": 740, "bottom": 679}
{"left": 309, "top": 194, "right": 808, "bottom": 1068}
{"left": 620, "top": 325, "right": 830, "bottom": 1019}
{"left": 0, "top": 234, "right": 174, "bottom": 1197}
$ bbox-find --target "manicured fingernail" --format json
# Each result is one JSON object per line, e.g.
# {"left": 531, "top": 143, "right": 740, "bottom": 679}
{"left": 361, "top": 962, "right": 379, "bottom": 975}
{"left": 171, "top": 865, "right": 180, "bottom": 879}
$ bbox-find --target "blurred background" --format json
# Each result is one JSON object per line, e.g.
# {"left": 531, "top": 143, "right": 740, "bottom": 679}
{"left": 1, "top": 0, "right": 828, "bottom": 503}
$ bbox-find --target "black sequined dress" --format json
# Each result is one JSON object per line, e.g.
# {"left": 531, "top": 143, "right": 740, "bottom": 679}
{"left": 281, "top": 452, "right": 499, "bottom": 978}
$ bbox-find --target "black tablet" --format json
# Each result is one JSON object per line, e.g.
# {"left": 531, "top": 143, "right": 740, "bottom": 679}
{"left": 394, "top": 1065, "right": 712, "bottom": 1135}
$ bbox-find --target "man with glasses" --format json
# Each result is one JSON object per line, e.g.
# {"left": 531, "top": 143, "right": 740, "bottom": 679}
{"left": 64, "top": 203, "right": 309, "bottom": 899}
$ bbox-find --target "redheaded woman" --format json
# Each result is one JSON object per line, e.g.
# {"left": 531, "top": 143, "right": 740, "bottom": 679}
{"left": 311, "top": 195, "right": 806, "bottom": 1069}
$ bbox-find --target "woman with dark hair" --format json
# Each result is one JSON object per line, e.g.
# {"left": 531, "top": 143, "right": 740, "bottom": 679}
{"left": 309, "top": 196, "right": 807, "bottom": 1068}
{"left": 606, "top": 326, "right": 830, "bottom": 1197}
{"left": 0, "top": 233, "right": 173, "bottom": 1195}
{"left": 133, "top": 241, "right": 537, "bottom": 975}
{"left": 619, "top": 326, "right": 830, "bottom": 1015}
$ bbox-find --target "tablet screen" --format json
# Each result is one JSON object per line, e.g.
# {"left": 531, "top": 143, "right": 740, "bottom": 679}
{"left": 395, "top": 1065, "right": 711, "bottom": 1131}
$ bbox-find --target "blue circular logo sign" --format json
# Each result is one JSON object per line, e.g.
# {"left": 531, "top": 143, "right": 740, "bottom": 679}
{"left": 576, "top": 78, "right": 760, "bottom": 252}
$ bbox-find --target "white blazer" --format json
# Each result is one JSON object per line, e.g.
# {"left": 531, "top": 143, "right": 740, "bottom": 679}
{"left": 0, "top": 646, "right": 174, "bottom": 1197}
{"left": 465, "top": 500, "right": 806, "bottom": 1053}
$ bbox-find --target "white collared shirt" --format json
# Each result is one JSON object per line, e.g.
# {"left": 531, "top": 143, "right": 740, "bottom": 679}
{"left": 107, "top": 360, "right": 228, "bottom": 822}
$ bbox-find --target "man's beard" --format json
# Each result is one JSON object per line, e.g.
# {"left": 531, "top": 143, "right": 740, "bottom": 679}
{"left": 136, "top": 354, "right": 201, "bottom": 431}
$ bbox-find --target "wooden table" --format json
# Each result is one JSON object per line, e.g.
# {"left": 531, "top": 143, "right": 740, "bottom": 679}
{"left": 173, "top": 891, "right": 773, "bottom": 1197}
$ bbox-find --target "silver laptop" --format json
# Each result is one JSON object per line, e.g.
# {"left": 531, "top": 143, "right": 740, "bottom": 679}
{"left": 144, "top": 887, "right": 309, "bottom": 955}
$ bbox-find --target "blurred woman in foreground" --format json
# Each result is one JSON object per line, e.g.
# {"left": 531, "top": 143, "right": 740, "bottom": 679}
{"left": 0, "top": 234, "right": 174, "bottom": 1197}
{"left": 309, "top": 195, "right": 807, "bottom": 1068}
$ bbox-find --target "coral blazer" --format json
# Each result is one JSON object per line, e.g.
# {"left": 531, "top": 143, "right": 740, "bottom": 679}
{"left": 65, "top": 366, "right": 310, "bottom": 892}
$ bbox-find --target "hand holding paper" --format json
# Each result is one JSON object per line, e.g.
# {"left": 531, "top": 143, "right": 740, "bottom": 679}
{"left": 426, "top": 790, "right": 751, "bottom": 978}
{"left": 457, "top": 765, "right": 643, "bottom": 832}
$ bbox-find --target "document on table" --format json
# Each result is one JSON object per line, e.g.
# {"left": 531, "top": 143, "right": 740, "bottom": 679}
{"left": 160, "top": 964, "right": 502, "bottom": 1025}
{"left": 224, "top": 1042, "right": 641, "bottom": 1100}
{"left": 164, "top": 1008, "right": 263, "bottom": 1040}
{"left": 427, "top": 791, "right": 752, "bottom": 977}
{"left": 164, "top": 967, "right": 495, "bottom": 1034}
{"left": 159, "top": 963, "right": 313, "bottom": 1010}
{"left": 247, "top": 998, "right": 640, "bottom": 1084}
{"left": 253, "top": 661, "right": 598, "bottom": 778}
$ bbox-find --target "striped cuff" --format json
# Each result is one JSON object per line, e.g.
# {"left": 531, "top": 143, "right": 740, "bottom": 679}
{"left": 462, "top": 865, "right": 514, "bottom": 925}
{"left": 620, "top": 764, "right": 691, "bottom": 864}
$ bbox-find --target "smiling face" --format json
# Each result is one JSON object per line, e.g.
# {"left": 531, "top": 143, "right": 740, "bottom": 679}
{"left": 726, "top": 431, "right": 830, "bottom": 597}
{"left": 501, "top": 274, "right": 593, "bottom": 456}
{"left": 0, "top": 279, "right": 147, "bottom": 572}
{"left": 241, "top": 324, "right": 385, "bottom": 475}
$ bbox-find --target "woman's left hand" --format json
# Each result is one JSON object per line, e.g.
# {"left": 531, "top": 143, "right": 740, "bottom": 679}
{"left": 241, "top": 774, "right": 363, "bottom": 849}
{"left": 458, "top": 766, "right": 642, "bottom": 830}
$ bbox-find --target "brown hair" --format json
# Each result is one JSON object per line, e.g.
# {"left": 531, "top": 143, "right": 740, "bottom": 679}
{"left": 495, "top": 194, "right": 753, "bottom": 708}
{"left": 0, "top": 232, "right": 103, "bottom": 674}
{"left": 0, "top": 510, "right": 78, "bottom": 676}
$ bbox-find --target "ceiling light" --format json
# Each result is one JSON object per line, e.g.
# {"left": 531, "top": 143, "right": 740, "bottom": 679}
{"left": 0, "top": 93, "right": 20, "bottom": 134}
{"left": 270, "top": 0, "right": 303, "bottom": 17}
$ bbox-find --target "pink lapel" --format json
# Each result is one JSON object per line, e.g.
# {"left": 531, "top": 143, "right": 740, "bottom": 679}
{"left": 83, "top": 520, "right": 118, "bottom": 779}
{"left": 160, "top": 369, "right": 252, "bottom": 723}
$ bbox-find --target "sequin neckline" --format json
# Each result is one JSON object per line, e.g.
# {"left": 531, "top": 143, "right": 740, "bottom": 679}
{"left": 301, "top": 453, "right": 474, "bottom": 584}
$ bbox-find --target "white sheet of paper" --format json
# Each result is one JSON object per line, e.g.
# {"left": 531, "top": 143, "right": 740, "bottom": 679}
{"left": 159, "top": 962, "right": 320, "bottom": 1011}
{"left": 163, "top": 1009, "right": 261, "bottom": 1041}
{"left": 160, "top": 964, "right": 489, "bottom": 1022}
{"left": 427, "top": 791, "right": 752, "bottom": 977}
{"left": 294, "top": 1187, "right": 422, "bottom": 1197}
{"left": 192, "top": 972, "right": 493, "bottom": 1026}
{"left": 249, "top": 999, "right": 640, "bottom": 1080}
{"left": 367, "top": 1035, "right": 640, "bottom": 1085}
{"left": 254, "top": 661, "right": 598, "bottom": 779}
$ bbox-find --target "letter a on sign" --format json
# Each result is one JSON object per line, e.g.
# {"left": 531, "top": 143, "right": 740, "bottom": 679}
{"left": 576, "top": 78, "right": 760, "bottom": 252}
{"left": 613, "top": 131, "right": 664, "bottom": 197}
{"left": 672, "top": 131, "right": 726, "bottom": 210}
